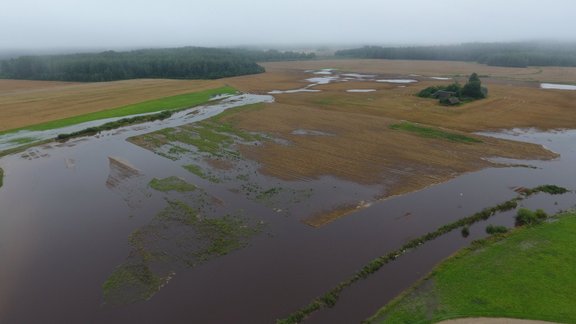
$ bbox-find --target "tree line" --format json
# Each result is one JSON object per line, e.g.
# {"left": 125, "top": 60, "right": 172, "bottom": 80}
{"left": 335, "top": 42, "right": 576, "bottom": 68}
{"left": 0, "top": 47, "right": 315, "bottom": 82}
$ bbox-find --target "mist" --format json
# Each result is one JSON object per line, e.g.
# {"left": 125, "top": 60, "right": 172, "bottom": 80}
{"left": 1, "top": 0, "right": 576, "bottom": 52}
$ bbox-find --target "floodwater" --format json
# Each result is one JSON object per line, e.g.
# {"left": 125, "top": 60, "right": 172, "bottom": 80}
{"left": 346, "top": 89, "right": 377, "bottom": 93}
{"left": 376, "top": 79, "right": 418, "bottom": 84}
{"left": 540, "top": 83, "right": 576, "bottom": 90}
{"left": 1, "top": 91, "right": 576, "bottom": 323}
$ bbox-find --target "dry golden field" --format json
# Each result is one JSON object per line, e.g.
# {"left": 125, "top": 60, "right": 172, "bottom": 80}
{"left": 0, "top": 78, "right": 224, "bottom": 132}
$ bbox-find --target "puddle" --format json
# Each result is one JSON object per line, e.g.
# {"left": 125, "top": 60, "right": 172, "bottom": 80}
{"left": 305, "top": 76, "right": 340, "bottom": 85}
{"left": 291, "top": 129, "right": 335, "bottom": 136}
{"left": 376, "top": 79, "right": 418, "bottom": 84}
{"left": 346, "top": 89, "right": 376, "bottom": 93}
{"left": 265, "top": 70, "right": 422, "bottom": 96}
{"left": 540, "top": 83, "right": 576, "bottom": 90}
{"left": 313, "top": 70, "right": 334, "bottom": 75}
{"left": 268, "top": 88, "right": 321, "bottom": 94}
{"left": 430, "top": 77, "right": 452, "bottom": 80}
{"left": 341, "top": 73, "right": 376, "bottom": 78}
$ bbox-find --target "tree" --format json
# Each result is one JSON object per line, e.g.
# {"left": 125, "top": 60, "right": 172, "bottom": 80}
{"left": 461, "top": 73, "right": 486, "bottom": 99}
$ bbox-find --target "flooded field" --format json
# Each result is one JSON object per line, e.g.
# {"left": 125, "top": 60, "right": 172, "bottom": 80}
{"left": 1, "top": 61, "right": 576, "bottom": 323}
{"left": 1, "top": 96, "right": 575, "bottom": 323}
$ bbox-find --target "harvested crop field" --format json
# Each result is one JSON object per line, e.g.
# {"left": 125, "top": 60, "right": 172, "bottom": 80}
{"left": 0, "top": 78, "right": 224, "bottom": 132}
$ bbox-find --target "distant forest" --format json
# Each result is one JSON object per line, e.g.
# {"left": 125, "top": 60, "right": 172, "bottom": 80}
{"left": 0, "top": 47, "right": 315, "bottom": 82}
{"left": 335, "top": 42, "right": 576, "bottom": 67}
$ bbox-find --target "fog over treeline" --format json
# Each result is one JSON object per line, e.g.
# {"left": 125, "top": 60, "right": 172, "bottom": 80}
{"left": 1, "top": 0, "right": 576, "bottom": 55}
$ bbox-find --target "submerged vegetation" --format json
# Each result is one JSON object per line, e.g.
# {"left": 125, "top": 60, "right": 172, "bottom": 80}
{"left": 131, "top": 110, "right": 264, "bottom": 162}
{"left": 389, "top": 121, "right": 482, "bottom": 143}
{"left": 149, "top": 176, "right": 196, "bottom": 192}
{"left": 102, "top": 199, "right": 261, "bottom": 305}
{"left": 56, "top": 110, "right": 173, "bottom": 141}
{"left": 277, "top": 185, "right": 569, "bottom": 323}
{"left": 368, "top": 211, "right": 576, "bottom": 324}
{"left": 183, "top": 164, "right": 222, "bottom": 183}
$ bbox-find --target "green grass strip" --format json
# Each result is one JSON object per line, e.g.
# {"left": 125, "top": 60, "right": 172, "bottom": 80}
{"left": 0, "top": 86, "right": 236, "bottom": 135}
{"left": 369, "top": 212, "right": 576, "bottom": 324}
{"left": 390, "top": 122, "right": 482, "bottom": 144}
{"left": 0, "top": 167, "right": 3, "bottom": 188}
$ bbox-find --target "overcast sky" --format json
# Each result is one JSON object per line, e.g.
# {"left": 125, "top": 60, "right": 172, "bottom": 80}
{"left": 1, "top": 0, "right": 576, "bottom": 51}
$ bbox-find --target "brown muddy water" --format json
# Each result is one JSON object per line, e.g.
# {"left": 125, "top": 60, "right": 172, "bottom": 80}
{"left": 1, "top": 95, "right": 575, "bottom": 324}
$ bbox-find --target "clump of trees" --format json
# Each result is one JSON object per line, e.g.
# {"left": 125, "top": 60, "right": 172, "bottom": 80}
{"left": 0, "top": 47, "right": 315, "bottom": 82}
{"left": 335, "top": 42, "right": 576, "bottom": 68}
{"left": 417, "top": 73, "right": 487, "bottom": 105}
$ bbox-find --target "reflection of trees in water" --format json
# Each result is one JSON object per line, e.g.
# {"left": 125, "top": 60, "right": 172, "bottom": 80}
{"left": 106, "top": 156, "right": 147, "bottom": 209}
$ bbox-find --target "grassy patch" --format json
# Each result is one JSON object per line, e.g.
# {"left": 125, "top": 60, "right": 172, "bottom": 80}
{"left": 149, "top": 176, "right": 196, "bottom": 192}
{"left": 390, "top": 122, "right": 482, "bottom": 144}
{"left": 103, "top": 199, "right": 260, "bottom": 304}
{"left": 0, "top": 167, "right": 3, "bottom": 188}
{"left": 369, "top": 212, "right": 576, "bottom": 324}
{"left": 1, "top": 86, "right": 236, "bottom": 135}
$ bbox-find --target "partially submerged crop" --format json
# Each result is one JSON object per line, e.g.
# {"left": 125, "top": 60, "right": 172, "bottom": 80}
{"left": 102, "top": 199, "right": 261, "bottom": 305}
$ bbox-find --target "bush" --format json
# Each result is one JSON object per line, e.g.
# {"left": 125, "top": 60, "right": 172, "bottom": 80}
{"left": 461, "top": 226, "right": 470, "bottom": 237}
{"left": 515, "top": 208, "right": 548, "bottom": 226}
{"left": 417, "top": 86, "right": 441, "bottom": 98}
{"left": 486, "top": 224, "right": 508, "bottom": 235}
